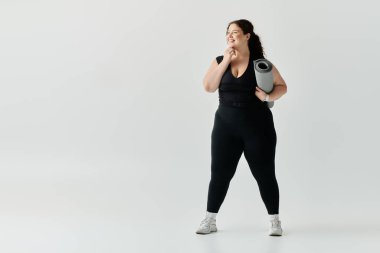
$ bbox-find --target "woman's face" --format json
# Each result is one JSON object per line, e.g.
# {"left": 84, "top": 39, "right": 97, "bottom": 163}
{"left": 225, "top": 24, "right": 249, "bottom": 47}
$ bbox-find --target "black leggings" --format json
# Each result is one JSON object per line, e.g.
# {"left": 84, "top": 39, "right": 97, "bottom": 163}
{"left": 206, "top": 103, "right": 279, "bottom": 215}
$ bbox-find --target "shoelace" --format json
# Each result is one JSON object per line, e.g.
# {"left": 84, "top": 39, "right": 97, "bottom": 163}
{"left": 200, "top": 217, "right": 215, "bottom": 227}
{"left": 271, "top": 219, "right": 281, "bottom": 228}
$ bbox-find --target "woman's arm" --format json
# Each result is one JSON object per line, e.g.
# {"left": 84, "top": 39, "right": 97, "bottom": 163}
{"left": 268, "top": 64, "right": 287, "bottom": 102}
{"left": 203, "top": 58, "right": 229, "bottom": 93}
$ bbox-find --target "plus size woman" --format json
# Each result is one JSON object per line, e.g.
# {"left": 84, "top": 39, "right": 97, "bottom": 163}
{"left": 196, "top": 19, "right": 288, "bottom": 236}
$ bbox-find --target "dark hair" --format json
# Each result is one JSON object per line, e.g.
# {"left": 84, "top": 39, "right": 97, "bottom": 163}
{"left": 227, "top": 19, "right": 266, "bottom": 61}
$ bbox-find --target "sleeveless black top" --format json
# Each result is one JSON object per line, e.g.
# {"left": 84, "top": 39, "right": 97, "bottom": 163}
{"left": 216, "top": 55, "right": 264, "bottom": 108}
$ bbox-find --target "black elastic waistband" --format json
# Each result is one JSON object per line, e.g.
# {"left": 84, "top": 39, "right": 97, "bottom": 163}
{"left": 219, "top": 100, "right": 264, "bottom": 108}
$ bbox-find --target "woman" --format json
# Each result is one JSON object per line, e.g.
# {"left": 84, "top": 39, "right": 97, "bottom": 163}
{"left": 196, "top": 19, "right": 287, "bottom": 236}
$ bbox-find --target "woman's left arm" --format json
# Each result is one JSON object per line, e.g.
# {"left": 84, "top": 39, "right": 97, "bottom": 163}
{"left": 255, "top": 64, "right": 288, "bottom": 102}
{"left": 268, "top": 64, "right": 287, "bottom": 102}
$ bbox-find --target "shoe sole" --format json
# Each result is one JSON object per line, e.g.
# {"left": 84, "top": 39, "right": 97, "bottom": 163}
{"left": 195, "top": 226, "right": 217, "bottom": 234}
{"left": 269, "top": 230, "right": 283, "bottom": 236}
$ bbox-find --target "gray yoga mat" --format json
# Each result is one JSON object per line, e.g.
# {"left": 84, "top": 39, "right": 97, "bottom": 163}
{"left": 253, "top": 58, "right": 275, "bottom": 108}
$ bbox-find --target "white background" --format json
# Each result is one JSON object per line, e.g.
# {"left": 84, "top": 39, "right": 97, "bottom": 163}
{"left": 1, "top": 0, "right": 379, "bottom": 252}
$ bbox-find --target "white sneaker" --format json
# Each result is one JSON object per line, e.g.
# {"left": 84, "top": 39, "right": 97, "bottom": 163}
{"left": 269, "top": 219, "right": 283, "bottom": 236}
{"left": 195, "top": 217, "right": 217, "bottom": 234}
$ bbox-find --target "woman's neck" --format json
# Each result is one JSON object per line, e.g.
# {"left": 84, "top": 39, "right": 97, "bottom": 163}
{"left": 231, "top": 47, "right": 250, "bottom": 61}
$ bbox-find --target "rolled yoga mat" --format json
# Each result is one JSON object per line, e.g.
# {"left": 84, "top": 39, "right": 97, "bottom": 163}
{"left": 253, "top": 58, "right": 275, "bottom": 108}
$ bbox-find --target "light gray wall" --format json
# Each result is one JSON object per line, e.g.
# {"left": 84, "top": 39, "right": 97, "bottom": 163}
{"left": 0, "top": 0, "right": 379, "bottom": 231}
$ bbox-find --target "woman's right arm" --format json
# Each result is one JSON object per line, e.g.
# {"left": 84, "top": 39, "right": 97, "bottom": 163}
{"left": 202, "top": 57, "right": 229, "bottom": 93}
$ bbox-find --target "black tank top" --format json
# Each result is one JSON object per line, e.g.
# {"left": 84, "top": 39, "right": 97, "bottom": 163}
{"left": 216, "top": 55, "right": 264, "bottom": 108}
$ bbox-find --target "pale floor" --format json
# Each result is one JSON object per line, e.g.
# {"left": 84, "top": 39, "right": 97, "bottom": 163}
{"left": 1, "top": 211, "right": 379, "bottom": 253}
